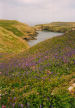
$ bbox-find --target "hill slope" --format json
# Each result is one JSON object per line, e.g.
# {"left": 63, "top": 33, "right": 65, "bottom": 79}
{"left": 0, "top": 31, "right": 75, "bottom": 107}
{"left": 35, "top": 22, "right": 75, "bottom": 32}
{"left": 0, "top": 20, "right": 36, "bottom": 40}
{"left": 0, "top": 20, "right": 37, "bottom": 58}
{"left": 0, "top": 27, "right": 29, "bottom": 54}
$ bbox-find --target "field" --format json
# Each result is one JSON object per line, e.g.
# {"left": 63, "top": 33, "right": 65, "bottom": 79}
{"left": 0, "top": 30, "right": 75, "bottom": 107}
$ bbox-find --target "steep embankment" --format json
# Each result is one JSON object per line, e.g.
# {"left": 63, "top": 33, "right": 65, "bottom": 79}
{"left": 35, "top": 22, "right": 75, "bottom": 32}
{"left": 0, "top": 20, "right": 37, "bottom": 59}
{"left": 0, "top": 27, "right": 29, "bottom": 54}
{"left": 0, "top": 20, "right": 36, "bottom": 40}
{"left": 0, "top": 31, "right": 75, "bottom": 107}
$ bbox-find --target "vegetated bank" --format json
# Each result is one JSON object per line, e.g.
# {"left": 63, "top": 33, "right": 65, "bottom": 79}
{"left": 0, "top": 20, "right": 37, "bottom": 59}
{"left": 35, "top": 22, "right": 75, "bottom": 33}
{"left": 0, "top": 27, "right": 29, "bottom": 53}
{"left": 0, "top": 20, "right": 37, "bottom": 40}
{"left": 0, "top": 30, "right": 75, "bottom": 107}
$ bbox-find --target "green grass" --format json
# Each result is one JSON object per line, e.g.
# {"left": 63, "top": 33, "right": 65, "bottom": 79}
{"left": 0, "top": 20, "right": 36, "bottom": 38}
{"left": 0, "top": 27, "right": 29, "bottom": 54}
{"left": 0, "top": 31, "right": 75, "bottom": 107}
{"left": 0, "top": 20, "right": 37, "bottom": 58}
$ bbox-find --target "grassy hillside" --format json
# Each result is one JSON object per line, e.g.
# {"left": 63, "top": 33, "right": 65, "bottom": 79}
{"left": 0, "top": 20, "right": 37, "bottom": 59}
{"left": 0, "top": 31, "right": 75, "bottom": 107}
{"left": 0, "top": 27, "right": 29, "bottom": 56}
{"left": 0, "top": 20, "right": 37, "bottom": 40}
{"left": 35, "top": 22, "right": 75, "bottom": 32}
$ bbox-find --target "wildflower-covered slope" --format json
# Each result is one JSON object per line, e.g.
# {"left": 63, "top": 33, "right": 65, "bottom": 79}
{"left": 0, "top": 31, "right": 75, "bottom": 107}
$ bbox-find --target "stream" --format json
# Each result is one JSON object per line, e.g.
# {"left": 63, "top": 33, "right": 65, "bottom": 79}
{"left": 28, "top": 31, "right": 63, "bottom": 47}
